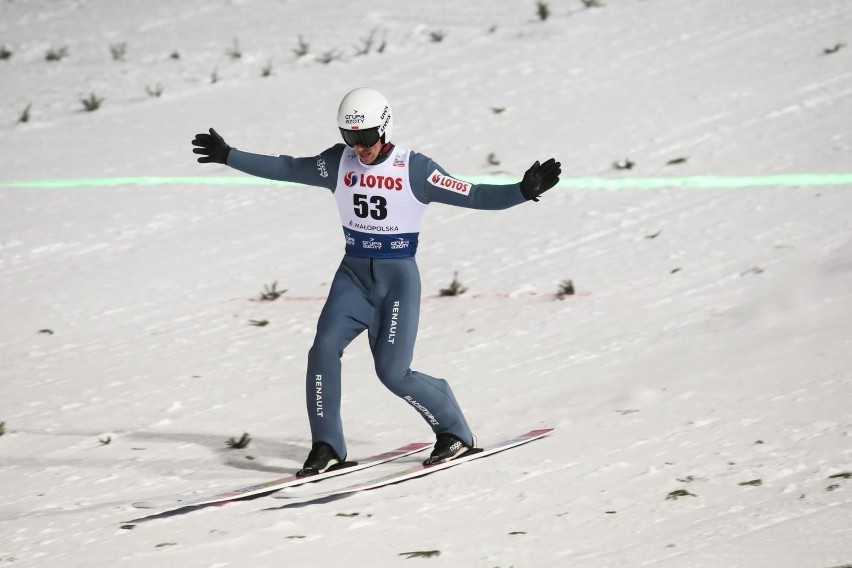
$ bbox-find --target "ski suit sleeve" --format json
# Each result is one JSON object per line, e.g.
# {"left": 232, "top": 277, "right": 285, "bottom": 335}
{"left": 225, "top": 144, "right": 345, "bottom": 191}
{"left": 408, "top": 151, "right": 527, "bottom": 210}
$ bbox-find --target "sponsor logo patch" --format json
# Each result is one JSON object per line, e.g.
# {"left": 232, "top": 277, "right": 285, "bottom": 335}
{"left": 344, "top": 112, "right": 366, "bottom": 126}
{"left": 344, "top": 171, "right": 402, "bottom": 191}
{"left": 315, "top": 374, "right": 324, "bottom": 417}
{"left": 388, "top": 300, "right": 400, "bottom": 343}
{"left": 427, "top": 169, "right": 471, "bottom": 195}
{"left": 404, "top": 395, "right": 440, "bottom": 426}
{"left": 316, "top": 156, "right": 328, "bottom": 178}
{"left": 390, "top": 237, "right": 409, "bottom": 250}
{"left": 378, "top": 105, "right": 391, "bottom": 135}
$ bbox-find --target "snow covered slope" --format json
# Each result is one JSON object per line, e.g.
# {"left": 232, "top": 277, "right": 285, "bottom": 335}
{"left": 1, "top": 1, "right": 850, "bottom": 566}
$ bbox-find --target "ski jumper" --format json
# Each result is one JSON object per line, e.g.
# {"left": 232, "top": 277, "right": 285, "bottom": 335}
{"left": 227, "top": 143, "right": 527, "bottom": 459}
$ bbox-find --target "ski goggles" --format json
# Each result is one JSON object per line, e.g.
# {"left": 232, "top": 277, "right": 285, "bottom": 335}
{"left": 340, "top": 126, "right": 381, "bottom": 148}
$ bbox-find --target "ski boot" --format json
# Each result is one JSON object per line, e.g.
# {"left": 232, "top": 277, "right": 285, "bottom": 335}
{"left": 423, "top": 433, "right": 478, "bottom": 465}
{"left": 297, "top": 441, "right": 344, "bottom": 477}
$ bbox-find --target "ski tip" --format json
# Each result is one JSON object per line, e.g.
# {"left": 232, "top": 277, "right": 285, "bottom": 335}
{"left": 527, "top": 427, "right": 555, "bottom": 437}
{"left": 131, "top": 501, "right": 164, "bottom": 509}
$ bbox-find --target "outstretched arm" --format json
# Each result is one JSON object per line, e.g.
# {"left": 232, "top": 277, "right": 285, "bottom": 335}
{"left": 410, "top": 152, "right": 561, "bottom": 209}
{"left": 191, "top": 128, "right": 342, "bottom": 191}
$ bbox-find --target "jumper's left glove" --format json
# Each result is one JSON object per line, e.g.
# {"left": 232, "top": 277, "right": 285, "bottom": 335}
{"left": 520, "top": 158, "right": 561, "bottom": 201}
{"left": 192, "top": 128, "right": 231, "bottom": 164}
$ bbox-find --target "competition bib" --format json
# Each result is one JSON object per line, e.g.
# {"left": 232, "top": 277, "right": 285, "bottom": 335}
{"left": 334, "top": 147, "right": 426, "bottom": 258}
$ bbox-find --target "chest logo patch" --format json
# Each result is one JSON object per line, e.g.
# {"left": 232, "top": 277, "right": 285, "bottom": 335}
{"left": 344, "top": 171, "right": 403, "bottom": 191}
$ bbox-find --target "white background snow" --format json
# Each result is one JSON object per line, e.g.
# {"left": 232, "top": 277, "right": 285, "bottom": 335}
{"left": 1, "top": 0, "right": 851, "bottom": 566}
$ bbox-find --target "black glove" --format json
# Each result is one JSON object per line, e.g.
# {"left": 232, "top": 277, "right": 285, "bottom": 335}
{"left": 520, "top": 158, "right": 561, "bottom": 201}
{"left": 192, "top": 128, "right": 231, "bottom": 164}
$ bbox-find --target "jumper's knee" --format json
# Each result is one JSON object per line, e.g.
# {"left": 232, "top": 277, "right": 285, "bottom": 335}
{"left": 309, "top": 334, "right": 345, "bottom": 362}
{"left": 375, "top": 364, "right": 409, "bottom": 395}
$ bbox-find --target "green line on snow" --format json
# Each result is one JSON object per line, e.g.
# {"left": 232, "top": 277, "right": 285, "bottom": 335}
{"left": 552, "top": 174, "right": 852, "bottom": 189}
{"left": 1, "top": 174, "right": 851, "bottom": 189}
{"left": 0, "top": 176, "right": 282, "bottom": 189}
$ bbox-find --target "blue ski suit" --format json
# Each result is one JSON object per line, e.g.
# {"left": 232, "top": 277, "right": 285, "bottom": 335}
{"left": 227, "top": 143, "right": 527, "bottom": 459}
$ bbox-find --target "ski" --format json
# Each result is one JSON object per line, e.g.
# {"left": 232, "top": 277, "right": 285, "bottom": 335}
{"left": 122, "top": 430, "right": 552, "bottom": 525}
{"left": 270, "top": 428, "right": 554, "bottom": 506}
{"left": 126, "top": 441, "right": 430, "bottom": 517}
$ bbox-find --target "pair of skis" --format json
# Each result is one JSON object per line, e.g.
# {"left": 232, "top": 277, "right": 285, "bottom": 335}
{"left": 123, "top": 428, "right": 553, "bottom": 526}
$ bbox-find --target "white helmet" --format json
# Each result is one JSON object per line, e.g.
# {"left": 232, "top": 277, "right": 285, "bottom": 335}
{"left": 337, "top": 87, "right": 393, "bottom": 147}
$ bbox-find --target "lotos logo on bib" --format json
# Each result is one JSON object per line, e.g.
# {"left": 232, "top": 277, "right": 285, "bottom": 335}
{"left": 428, "top": 170, "right": 471, "bottom": 195}
{"left": 345, "top": 171, "right": 403, "bottom": 191}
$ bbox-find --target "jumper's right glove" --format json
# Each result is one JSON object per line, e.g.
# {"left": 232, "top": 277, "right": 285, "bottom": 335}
{"left": 520, "top": 158, "right": 561, "bottom": 201}
{"left": 192, "top": 128, "right": 231, "bottom": 164}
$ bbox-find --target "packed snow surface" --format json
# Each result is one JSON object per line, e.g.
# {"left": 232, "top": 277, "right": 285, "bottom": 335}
{"left": 1, "top": 1, "right": 850, "bottom": 566}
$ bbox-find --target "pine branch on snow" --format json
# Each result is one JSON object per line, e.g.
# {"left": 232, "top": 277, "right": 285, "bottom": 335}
{"left": 226, "top": 432, "right": 252, "bottom": 449}
{"left": 439, "top": 272, "right": 467, "bottom": 297}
